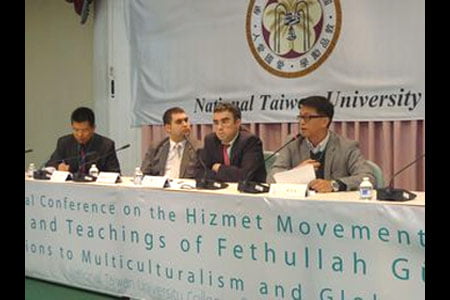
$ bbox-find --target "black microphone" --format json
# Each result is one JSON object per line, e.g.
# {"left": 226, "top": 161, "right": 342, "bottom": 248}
{"left": 238, "top": 133, "right": 302, "bottom": 193}
{"left": 264, "top": 133, "right": 303, "bottom": 163}
{"left": 72, "top": 144, "right": 130, "bottom": 182}
{"left": 33, "top": 151, "right": 97, "bottom": 180}
{"left": 184, "top": 134, "right": 228, "bottom": 190}
{"left": 376, "top": 153, "right": 425, "bottom": 201}
{"left": 25, "top": 149, "right": 33, "bottom": 154}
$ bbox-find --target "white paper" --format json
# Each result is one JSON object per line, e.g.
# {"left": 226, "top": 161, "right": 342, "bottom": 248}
{"left": 273, "top": 164, "right": 316, "bottom": 184}
{"left": 95, "top": 172, "right": 120, "bottom": 184}
{"left": 141, "top": 175, "right": 168, "bottom": 188}
{"left": 269, "top": 183, "right": 308, "bottom": 198}
{"left": 50, "top": 171, "right": 70, "bottom": 182}
{"left": 168, "top": 179, "right": 197, "bottom": 190}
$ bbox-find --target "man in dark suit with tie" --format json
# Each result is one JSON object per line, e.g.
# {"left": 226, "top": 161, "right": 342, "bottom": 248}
{"left": 46, "top": 107, "right": 121, "bottom": 174}
{"left": 196, "top": 102, "right": 266, "bottom": 183}
{"left": 141, "top": 107, "right": 201, "bottom": 178}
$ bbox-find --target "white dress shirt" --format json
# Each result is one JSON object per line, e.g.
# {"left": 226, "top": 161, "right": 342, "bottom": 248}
{"left": 306, "top": 131, "right": 330, "bottom": 154}
{"left": 164, "top": 140, "right": 186, "bottom": 178}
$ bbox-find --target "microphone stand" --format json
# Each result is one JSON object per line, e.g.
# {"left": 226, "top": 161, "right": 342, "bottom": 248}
{"left": 238, "top": 133, "right": 302, "bottom": 194}
{"left": 33, "top": 151, "right": 97, "bottom": 180}
{"left": 376, "top": 153, "right": 425, "bottom": 201}
{"left": 72, "top": 144, "right": 130, "bottom": 183}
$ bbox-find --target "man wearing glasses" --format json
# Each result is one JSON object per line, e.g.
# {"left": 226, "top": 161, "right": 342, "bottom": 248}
{"left": 267, "top": 96, "right": 375, "bottom": 192}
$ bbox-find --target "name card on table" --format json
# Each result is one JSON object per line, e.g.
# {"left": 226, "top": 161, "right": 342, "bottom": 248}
{"left": 96, "top": 172, "right": 120, "bottom": 184}
{"left": 269, "top": 183, "right": 308, "bottom": 198}
{"left": 141, "top": 175, "right": 168, "bottom": 188}
{"left": 50, "top": 171, "right": 70, "bottom": 182}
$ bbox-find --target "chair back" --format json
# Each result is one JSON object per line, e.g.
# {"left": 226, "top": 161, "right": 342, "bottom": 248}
{"left": 366, "top": 160, "right": 385, "bottom": 188}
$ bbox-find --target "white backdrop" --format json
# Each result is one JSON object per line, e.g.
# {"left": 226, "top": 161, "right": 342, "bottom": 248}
{"left": 129, "top": 0, "right": 424, "bottom": 125}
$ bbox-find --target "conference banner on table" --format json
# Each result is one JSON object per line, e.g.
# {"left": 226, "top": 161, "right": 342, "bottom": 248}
{"left": 25, "top": 181, "right": 425, "bottom": 299}
{"left": 129, "top": 0, "right": 424, "bottom": 125}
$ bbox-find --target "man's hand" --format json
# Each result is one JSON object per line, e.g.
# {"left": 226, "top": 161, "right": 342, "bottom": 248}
{"left": 212, "top": 163, "right": 221, "bottom": 173}
{"left": 57, "top": 162, "right": 70, "bottom": 172}
{"left": 309, "top": 179, "right": 333, "bottom": 193}
{"left": 295, "top": 159, "right": 320, "bottom": 170}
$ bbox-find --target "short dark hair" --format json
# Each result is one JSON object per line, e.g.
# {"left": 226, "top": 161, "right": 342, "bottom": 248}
{"left": 299, "top": 96, "right": 334, "bottom": 126}
{"left": 214, "top": 102, "right": 241, "bottom": 121}
{"left": 71, "top": 107, "right": 95, "bottom": 127}
{"left": 163, "top": 107, "right": 185, "bottom": 125}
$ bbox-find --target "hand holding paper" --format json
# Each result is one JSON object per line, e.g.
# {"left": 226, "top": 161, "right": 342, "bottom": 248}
{"left": 273, "top": 163, "right": 316, "bottom": 184}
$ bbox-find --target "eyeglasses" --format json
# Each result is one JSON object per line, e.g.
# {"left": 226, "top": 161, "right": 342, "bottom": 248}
{"left": 296, "top": 115, "right": 327, "bottom": 122}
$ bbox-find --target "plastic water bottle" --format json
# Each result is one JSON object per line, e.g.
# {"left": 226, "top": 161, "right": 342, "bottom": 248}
{"left": 27, "top": 163, "right": 36, "bottom": 178}
{"left": 133, "top": 167, "right": 143, "bottom": 185}
{"left": 359, "top": 177, "right": 373, "bottom": 200}
{"left": 89, "top": 164, "right": 99, "bottom": 178}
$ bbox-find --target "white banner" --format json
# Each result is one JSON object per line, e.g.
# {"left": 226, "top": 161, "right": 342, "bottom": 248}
{"left": 26, "top": 180, "right": 424, "bottom": 299}
{"left": 129, "top": 0, "right": 424, "bottom": 125}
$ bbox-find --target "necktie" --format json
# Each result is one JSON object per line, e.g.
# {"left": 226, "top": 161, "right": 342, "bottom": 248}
{"left": 222, "top": 144, "right": 230, "bottom": 166}
{"left": 176, "top": 144, "right": 182, "bottom": 159}
{"left": 168, "top": 144, "right": 182, "bottom": 178}
{"left": 79, "top": 145, "right": 86, "bottom": 174}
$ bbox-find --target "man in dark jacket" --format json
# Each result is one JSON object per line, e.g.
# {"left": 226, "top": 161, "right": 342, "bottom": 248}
{"left": 46, "top": 107, "right": 121, "bottom": 174}
{"left": 196, "top": 102, "right": 266, "bottom": 183}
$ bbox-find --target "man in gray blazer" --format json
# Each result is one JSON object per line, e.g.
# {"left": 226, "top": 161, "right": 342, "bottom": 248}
{"left": 267, "top": 96, "right": 375, "bottom": 192}
{"left": 141, "top": 107, "right": 200, "bottom": 178}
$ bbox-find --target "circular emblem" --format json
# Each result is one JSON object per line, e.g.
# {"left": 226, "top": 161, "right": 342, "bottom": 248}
{"left": 246, "top": 0, "right": 342, "bottom": 78}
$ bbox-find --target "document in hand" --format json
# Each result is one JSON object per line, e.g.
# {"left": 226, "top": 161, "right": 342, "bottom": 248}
{"left": 273, "top": 164, "right": 316, "bottom": 184}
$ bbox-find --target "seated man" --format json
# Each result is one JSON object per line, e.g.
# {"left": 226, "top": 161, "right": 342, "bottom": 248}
{"left": 267, "top": 96, "right": 375, "bottom": 192}
{"left": 141, "top": 107, "right": 200, "bottom": 178}
{"left": 196, "top": 102, "right": 266, "bottom": 183}
{"left": 46, "top": 107, "right": 121, "bottom": 174}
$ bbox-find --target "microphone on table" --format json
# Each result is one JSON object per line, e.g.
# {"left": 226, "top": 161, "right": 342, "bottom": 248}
{"left": 184, "top": 134, "right": 228, "bottom": 190}
{"left": 25, "top": 149, "right": 33, "bottom": 154}
{"left": 33, "top": 151, "right": 97, "bottom": 180}
{"left": 72, "top": 143, "right": 130, "bottom": 182}
{"left": 376, "top": 153, "right": 425, "bottom": 201}
{"left": 238, "top": 133, "right": 303, "bottom": 193}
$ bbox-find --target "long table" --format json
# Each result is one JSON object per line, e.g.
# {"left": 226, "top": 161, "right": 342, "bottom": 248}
{"left": 25, "top": 177, "right": 425, "bottom": 300}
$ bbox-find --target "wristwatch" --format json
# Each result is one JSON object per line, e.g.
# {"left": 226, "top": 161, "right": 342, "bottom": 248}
{"left": 331, "top": 180, "right": 340, "bottom": 192}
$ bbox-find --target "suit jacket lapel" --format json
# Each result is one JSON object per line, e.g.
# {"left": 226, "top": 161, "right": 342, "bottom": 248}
{"left": 158, "top": 141, "right": 170, "bottom": 175}
{"left": 229, "top": 132, "right": 241, "bottom": 165}
{"left": 179, "top": 142, "right": 192, "bottom": 177}
{"left": 299, "top": 140, "right": 310, "bottom": 167}
{"left": 324, "top": 133, "right": 337, "bottom": 179}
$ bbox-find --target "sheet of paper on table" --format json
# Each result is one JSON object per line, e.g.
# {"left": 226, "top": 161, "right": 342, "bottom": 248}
{"left": 273, "top": 163, "right": 316, "bottom": 184}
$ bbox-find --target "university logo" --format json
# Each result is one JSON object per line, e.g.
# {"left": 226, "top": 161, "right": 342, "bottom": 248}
{"left": 246, "top": 0, "right": 341, "bottom": 78}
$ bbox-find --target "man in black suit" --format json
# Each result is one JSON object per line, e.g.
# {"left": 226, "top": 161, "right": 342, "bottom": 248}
{"left": 46, "top": 107, "right": 121, "bottom": 174}
{"left": 196, "top": 102, "right": 266, "bottom": 183}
